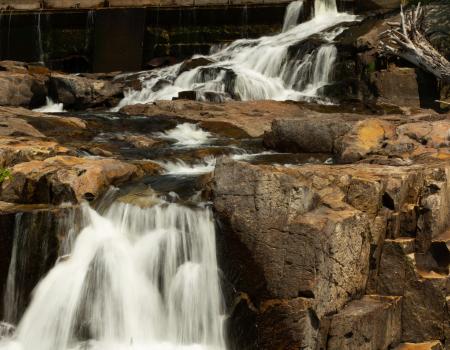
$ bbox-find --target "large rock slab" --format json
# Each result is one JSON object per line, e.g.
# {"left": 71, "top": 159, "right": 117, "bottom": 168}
{"left": 0, "top": 156, "right": 142, "bottom": 204}
{"left": 48, "top": 73, "right": 123, "bottom": 109}
{"left": 0, "top": 71, "right": 47, "bottom": 108}
{"left": 372, "top": 239, "right": 448, "bottom": 343}
{"left": 327, "top": 295, "right": 402, "bottom": 350}
{"left": 372, "top": 66, "right": 420, "bottom": 108}
{"left": 265, "top": 112, "right": 450, "bottom": 165}
{"left": 120, "top": 100, "right": 308, "bottom": 138}
{"left": 214, "top": 158, "right": 372, "bottom": 316}
{"left": 214, "top": 155, "right": 450, "bottom": 349}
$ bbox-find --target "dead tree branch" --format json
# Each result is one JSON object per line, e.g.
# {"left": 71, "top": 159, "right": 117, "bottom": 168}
{"left": 379, "top": 3, "right": 450, "bottom": 84}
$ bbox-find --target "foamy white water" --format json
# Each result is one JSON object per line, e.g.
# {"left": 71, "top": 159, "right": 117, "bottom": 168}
{"left": 231, "top": 151, "right": 279, "bottom": 161}
{"left": 314, "top": 0, "right": 337, "bottom": 17}
{"left": 159, "top": 157, "right": 216, "bottom": 175}
{"left": 113, "top": 0, "right": 356, "bottom": 110}
{"left": 156, "top": 124, "right": 213, "bottom": 146}
{"left": 0, "top": 201, "right": 225, "bottom": 350}
{"left": 33, "top": 97, "right": 66, "bottom": 113}
{"left": 282, "top": 0, "right": 304, "bottom": 32}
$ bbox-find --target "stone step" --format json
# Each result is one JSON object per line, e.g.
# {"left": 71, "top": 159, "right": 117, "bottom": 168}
{"left": 394, "top": 341, "right": 443, "bottom": 350}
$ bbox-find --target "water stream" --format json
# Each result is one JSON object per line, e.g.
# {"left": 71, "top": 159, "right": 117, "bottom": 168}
{"left": 2, "top": 201, "right": 225, "bottom": 350}
{"left": 114, "top": 0, "right": 356, "bottom": 110}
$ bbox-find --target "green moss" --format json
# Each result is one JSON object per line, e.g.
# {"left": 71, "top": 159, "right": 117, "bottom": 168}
{"left": 0, "top": 168, "right": 11, "bottom": 184}
{"left": 366, "top": 61, "right": 376, "bottom": 73}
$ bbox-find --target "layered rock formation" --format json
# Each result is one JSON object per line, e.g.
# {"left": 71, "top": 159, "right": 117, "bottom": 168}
{"left": 214, "top": 111, "right": 450, "bottom": 349}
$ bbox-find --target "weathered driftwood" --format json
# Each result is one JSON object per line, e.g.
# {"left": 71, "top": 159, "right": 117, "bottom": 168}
{"left": 379, "top": 4, "right": 450, "bottom": 84}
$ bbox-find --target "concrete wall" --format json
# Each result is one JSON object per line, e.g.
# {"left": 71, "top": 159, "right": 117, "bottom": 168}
{"left": 0, "top": 0, "right": 291, "bottom": 9}
{"left": 0, "top": 4, "right": 287, "bottom": 72}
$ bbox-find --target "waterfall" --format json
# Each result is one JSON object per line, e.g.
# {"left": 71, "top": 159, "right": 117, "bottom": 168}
{"left": 32, "top": 97, "right": 66, "bottom": 113}
{"left": 36, "top": 12, "right": 44, "bottom": 64}
{"left": 0, "top": 200, "right": 226, "bottom": 350}
{"left": 282, "top": 0, "right": 304, "bottom": 32}
{"left": 84, "top": 10, "right": 95, "bottom": 52}
{"left": 314, "top": 0, "right": 338, "bottom": 16}
{"left": 114, "top": 0, "right": 355, "bottom": 109}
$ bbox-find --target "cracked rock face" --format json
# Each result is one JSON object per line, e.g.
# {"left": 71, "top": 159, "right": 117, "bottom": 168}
{"left": 214, "top": 150, "right": 450, "bottom": 349}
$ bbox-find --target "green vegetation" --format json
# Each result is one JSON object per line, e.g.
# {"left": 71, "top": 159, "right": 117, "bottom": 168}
{"left": 0, "top": 168, "right": 12, "bottom": 183}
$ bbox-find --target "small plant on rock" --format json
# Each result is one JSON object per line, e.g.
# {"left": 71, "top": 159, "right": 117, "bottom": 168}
{"left": 0, "top": 168, "right": 12, "bottom": 183}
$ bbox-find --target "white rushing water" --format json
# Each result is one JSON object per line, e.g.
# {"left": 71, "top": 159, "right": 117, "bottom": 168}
{"left": 159, "top": 157, "right": 216, "bottom": 175}
{"left": 0, "top": 201, "right": 225, "bottom": 350}
{"left": 155, "top": 123, "right": 213, "bottom": 147}
{"left": 113, "top": 0, "right": 356, "bottom": 110}
{"left": 282, "top": 0, "right": 304, "bottom": 32}
{"left": 32, "top": 97, "right": 66, "bottom": 113}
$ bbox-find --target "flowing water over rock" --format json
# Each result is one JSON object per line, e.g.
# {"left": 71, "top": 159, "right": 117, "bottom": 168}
{"left": 32, "top": 97, "right": 66, "bottom": 113}
{"left": 155, "top": 123, "right": 213, "bottom": 147}
{"left": 282, "top": 0, "right": 304, "bottom": 32}
{"left": 114, "top": 0, "right": 356, "bottom": 110}
{"left": 0, "top": 200, "right": 225, "bottom": 350}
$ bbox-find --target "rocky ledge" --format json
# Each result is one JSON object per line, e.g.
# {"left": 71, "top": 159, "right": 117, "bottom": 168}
{"left": 0, "top": 61, "right": 123, "bottom": 110}
{"left": 213, "top": 110, "right": 450, "bottom": 349}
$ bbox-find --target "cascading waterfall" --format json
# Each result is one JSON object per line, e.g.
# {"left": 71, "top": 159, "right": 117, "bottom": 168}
{"left": 0, "top": 199, "right": 226, "bottom": 350}
{"left": 282, "top": 0, "right": 304, "bottom": 32}
{"left": 314, "top": 0, "right": 337, "bottom": 16}
{"left": 114, "top": 0, "right": 356, "bottom": 110}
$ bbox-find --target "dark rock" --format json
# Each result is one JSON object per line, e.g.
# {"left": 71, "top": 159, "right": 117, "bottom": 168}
{"left": 178, "top": 57, "right": 215, "bottom": 75}
{"left": 327, "top": 295, "right": 402, "bottom": 350}
{"left": 372, "top": 66, "right": 421, "bottom": 108}
{"left": 145, "top": 56, "right": 177, "bottom": 69}
{"left": 0, "top": 72, "right": 47, "bottom": 108}
{"left": 177, "top": 90, "right": 198, "bottom": 100}
{"left": 373, "top": 239, "right": 448, "bottom": 343}
{"left": 264, "top": 114, "right": 359, "bottom": 153}
{"left": 48, "top": 73, "right": 123, "bottom": 109}
{"left": 0, "top": 203, "right": 79, "bottom": 322}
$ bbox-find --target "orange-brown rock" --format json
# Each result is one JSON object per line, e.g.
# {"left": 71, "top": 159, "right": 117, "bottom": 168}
{"left": 119, "top": 134, "right": 163, "bottom": 149}
{"left": 0, "top": 70, "right": 48, "bottom": 108}
{"left": 0, "top": 156, "right": 142, "bottom": 204}
{"left": 394, "top": 341, "right": 444, "bottom": 350}
{"left": 265, "top": 112, "right": 450, "bottom": 164}
{"left": 214, "top": 155, "right": 450, "bottom": 349}
{"left": 120, "top": 100, "right": 308, "bottom": 138}
{"left": 0, "top": 137, "right": 71, "bottom": 168}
